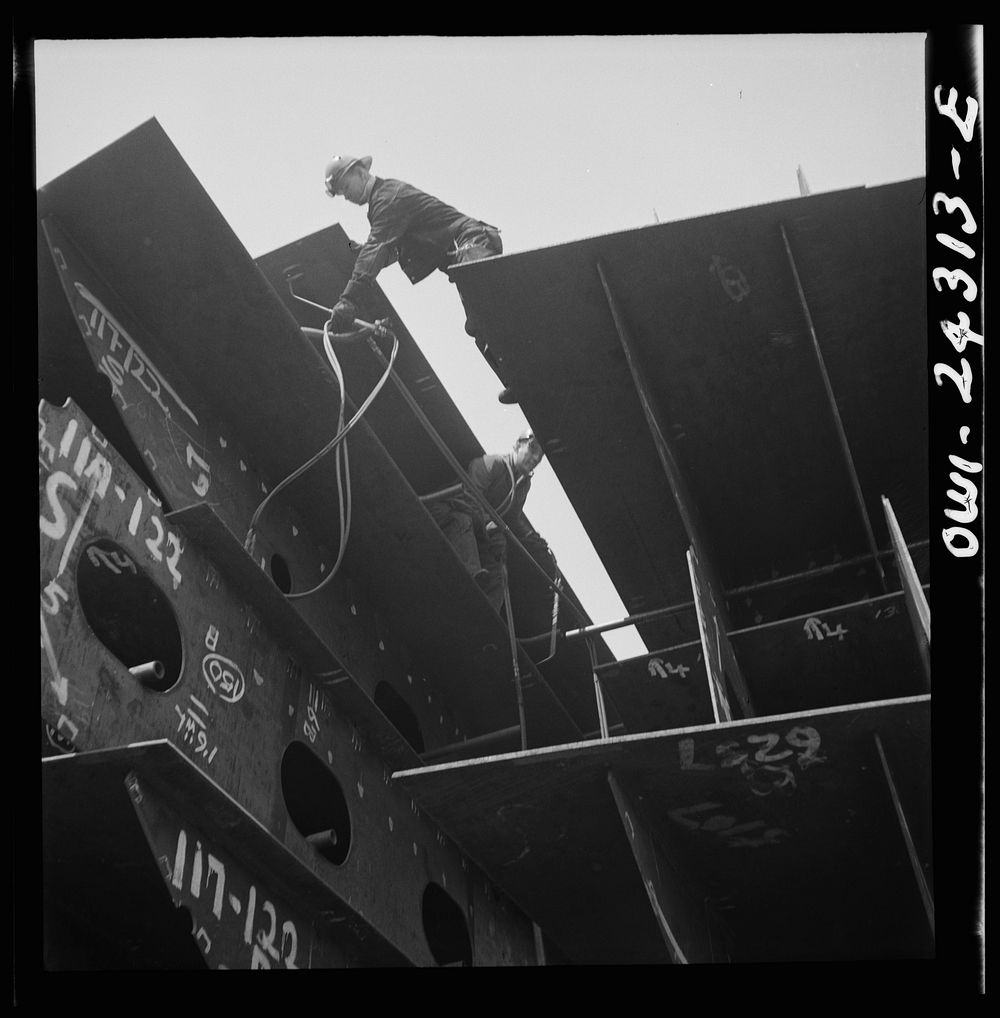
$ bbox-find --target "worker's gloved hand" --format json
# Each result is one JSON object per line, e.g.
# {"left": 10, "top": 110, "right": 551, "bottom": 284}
{"left": 329, "top": 298, "right": 358, "bottom": 331}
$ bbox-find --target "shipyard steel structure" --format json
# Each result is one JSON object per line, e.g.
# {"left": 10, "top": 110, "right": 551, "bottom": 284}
{"left": 39, "top": 120, "right": 932, "bottom": 968}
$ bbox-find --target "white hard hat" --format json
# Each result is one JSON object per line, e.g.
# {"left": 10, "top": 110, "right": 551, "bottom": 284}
{"left": 324, "top": 154, "right": 373, "bottom": 196}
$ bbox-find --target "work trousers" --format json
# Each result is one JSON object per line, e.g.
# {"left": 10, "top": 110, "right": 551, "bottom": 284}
{"left": 427, "top": 491, "right": 506, "bottom": 613}
{"left": 450, "top": 224, "right": 503, "bottom": 265}
{"left": 449, "top": 225, "right": 506, "bottom": 381}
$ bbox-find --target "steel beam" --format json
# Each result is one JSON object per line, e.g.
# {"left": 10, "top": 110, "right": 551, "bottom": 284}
{"left": 565, "top": 541, "right": 929, "bottom": 644}
{"left": 608, "top": 771, "right": 694, "bottom": 962}
{"left": 779, "top": 223, "right": 887, "bottom": 592}
{"left": 882, "top": 495, "right": 931, "bottom": 686}
{"left": 585, "top": 637, "right": 611, "bottom": 739}
{"left": 874, "top": 733, "right": 935, "bottom": 940}
{"left": 502, "top": 564, "right": 529, "bottom": 750}
{"left": 596, "top": 260, "right": 725, "bottom": 601}
{"left": 688, "top": 547, "right": 755, "bottom": 720}
{"left": 398, "top": 695, "right": 932, "bottom": 963}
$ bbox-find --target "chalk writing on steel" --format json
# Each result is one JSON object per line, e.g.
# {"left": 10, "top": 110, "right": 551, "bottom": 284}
{"left": 186, "top": 443, "right": 212, "bottom": 498}
{"left": 41, "top": 578, "right": 70, "bottom": 616}
{"left": 72, "top": 281, "right": 199, "bottom": 426}
{"left": 174, "top": 694, "right": 219, "bottom": 763}
{"left": 709, "top": 255, "right": 751, "bottom": 302}
{"left": 303, "top": 682, "right": 329, "bottom": 744}
{"left": 39, "top": 471, "right": 77, "bottom": 542}
{"left": 668, "top": 801, "right": 787, "bottom": 850}
{"left": 87, "top": 544, "right": 138, "bottom": 575}
{"left": 39, "top": 439, "right": 108, "bottom": 577}
{"left": 144, "top": 514, "right": 184, "bottom": 589}
{"left": 647, "top": 657, "right": 691, "bottom": 679}
{"left": 678, "top": 724, "right": 825, "bottom": 795}
{"left": 169, "top": 828, "right": 300, "bottom": 968}
{"left": 40, "top": 410, "right": 183, "bottom": 588}
{"left": 202, "top": 653, "right": 246, "bottom": 704}
{"left": 38, "top": 417, "right": 58, "bottom": 469}
{"left": 40, "top": 610, "right": 70, "bottom": 707}
{"left": 802, "top": 617, "right": 848, "bottom": 641}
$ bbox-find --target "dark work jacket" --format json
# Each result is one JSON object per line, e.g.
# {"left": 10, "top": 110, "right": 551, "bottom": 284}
{"left": 466, "top": 453, "right": 537, "bottom": 543}
{"left": 341, "top": 177, "right": 490, "bottom": 308}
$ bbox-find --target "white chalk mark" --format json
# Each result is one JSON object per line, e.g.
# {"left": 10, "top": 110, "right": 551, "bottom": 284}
{"left": 72, "top": 437, "right": 92, "bottom": 477}
{"left": 82, "top": 453, "right": 112, "bottom": 499}
{"left": 56, "top": 714, "right": 79, "bottom": 742}
{"left": 206, "top": 854, "right": 226, "bottom": 919}
{"left": 57, "top": 476, "right": 98, "bottom": 577}
{"left": 40, "top": 611, "right": 69, "bottom": 706}
{"left": 191, "top": 842, "right": 203, "bottom": 897}
{"left": 58, "top": 418, "right": 78, "bottom": 458}
{"left": 125, "top": 498, "right": 143, "bottom": 537}
{"left": 172, "top": 829, "right": 187, "bottom": 889}
{"left": 74, "top": 283, "right": 200, "bottom": 425}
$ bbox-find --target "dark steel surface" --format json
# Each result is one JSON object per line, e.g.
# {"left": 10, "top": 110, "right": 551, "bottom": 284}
{"left": 607, "top": 769, "right": 726, "bottom": 962}
{"left": 255, "top": 222, "right": 613, "bottom": 725}
{"left": 396, "top": 696, "right": 933, "bottom": 963}
{"left": 779, "top": 222, "right": 887, "bottom": 591}
{"left": 39, "top": 397, "right": 537, "bottom": 965}
{"left": 600, "top": 641, "right": 714, "bottom": 733}
{"left": 731, "top": 589, "right": 929, "bottom": 716}
{"left": 43, "top": 741, "right": 409, "bottom": 967}
{"left": 450, "top": 181, "right": 928, "bottom": 649}
{"left": 35, "top": 124, "right": 590, "bottom": 746}
{"left": 169, "top": 502, "right": 422, "bottom": 770}
{"left": 42, "top": 744, "right": 208, "bottom": 969}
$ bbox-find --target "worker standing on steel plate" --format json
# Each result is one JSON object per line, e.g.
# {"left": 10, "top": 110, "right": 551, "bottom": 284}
{"left": 428, "top": 429, "right": 552, "bottom": 612}
{"left": 323, "top": 154, "right": 516, "bottom": 404}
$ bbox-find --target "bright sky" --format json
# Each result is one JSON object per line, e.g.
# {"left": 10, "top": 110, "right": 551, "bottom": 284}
{"left": 31, "top": 34, "right": 927, "bottom": 659}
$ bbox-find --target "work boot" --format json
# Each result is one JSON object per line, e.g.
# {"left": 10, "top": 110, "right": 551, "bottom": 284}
{"left": 497, "top": 387, "right": 518, "bottom": 404}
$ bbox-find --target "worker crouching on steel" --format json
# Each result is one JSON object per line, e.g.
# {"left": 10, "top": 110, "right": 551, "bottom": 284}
{"left": 323, "top": 153, "right": 516, "bottom": 403}
{"left": 428, "top": 430, "right": 551, "bottom": 612}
